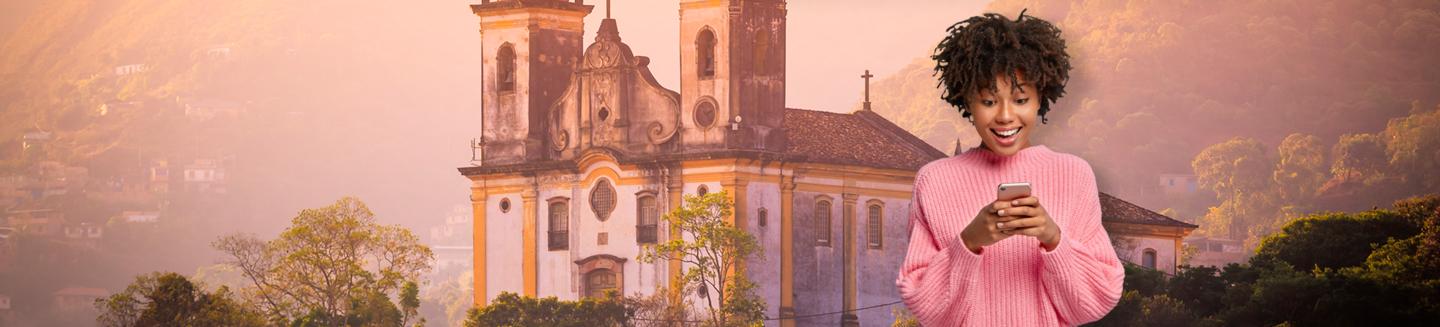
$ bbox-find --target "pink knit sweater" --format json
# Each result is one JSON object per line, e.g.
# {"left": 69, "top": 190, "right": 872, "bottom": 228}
{"left": 896, "top": 145, "right": 1124, "bottom": 326}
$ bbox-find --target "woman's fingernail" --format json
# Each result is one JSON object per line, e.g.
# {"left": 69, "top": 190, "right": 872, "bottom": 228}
{"left": 1011, "top": 200, "right": 1019, "bottom": 205}
{"left": 998, "top": 209, "right": 1005, "bottom": 216}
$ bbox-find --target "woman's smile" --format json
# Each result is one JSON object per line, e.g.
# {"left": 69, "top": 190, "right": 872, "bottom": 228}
{"left": 991, "top": 126, "right": 1023, "bottom": 147}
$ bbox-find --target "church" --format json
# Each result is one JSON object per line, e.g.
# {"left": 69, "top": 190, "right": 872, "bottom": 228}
{"left": 457, "top": 1, "right": 1195, "bottom": 326}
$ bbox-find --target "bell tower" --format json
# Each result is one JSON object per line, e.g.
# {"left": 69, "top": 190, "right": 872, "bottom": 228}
{"left": 473, "top": 0, "right": 593, "bottom": 165}
{"left": 679, "top": 0, "right": 787, "bottom": 151}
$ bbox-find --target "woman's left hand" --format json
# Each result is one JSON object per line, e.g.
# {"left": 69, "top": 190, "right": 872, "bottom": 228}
{"left": 994, "top": 196, "right": 1063, "bottom": 251}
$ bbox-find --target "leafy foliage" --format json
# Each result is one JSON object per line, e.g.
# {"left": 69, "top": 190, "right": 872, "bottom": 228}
{"left": 95, "top": 272, "right": 265, "bottom": 327}
{"left": 212, "top": 196, "right": 434, "bottom": 326}
{"left": 638, "top": 190, "right": 765, "bottom": 327}
{"left": 1255, "top": 210, "right": 1419, "bottom": 270}
{"left": 1093, "top": 195, "right": 1440, "bottom": 326}
{"left": 464, "top": 292, "right": 629, "bottom": 327}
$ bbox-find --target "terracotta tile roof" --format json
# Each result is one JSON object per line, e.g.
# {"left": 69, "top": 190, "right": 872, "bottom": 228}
{"left": 1099, "top": 192, "right": 1198, "bottom": 228}
{"left": 782, "top": 108, "right": 947, "bottom": 170}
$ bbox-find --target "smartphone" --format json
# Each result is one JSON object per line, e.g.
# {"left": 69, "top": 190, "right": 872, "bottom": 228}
{"left": 997, "top": 182, "right": 1032, "bottom": 201}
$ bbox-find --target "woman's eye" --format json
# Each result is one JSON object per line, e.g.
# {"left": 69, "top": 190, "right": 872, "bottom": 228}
{"left": 1015, "top": 98, "right": 1030, "bottom": 105}
{"left": 980, "top": 100, "right": 996, "bottom": 106}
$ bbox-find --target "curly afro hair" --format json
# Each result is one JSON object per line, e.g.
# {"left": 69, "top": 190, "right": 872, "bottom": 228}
{"left": 932, "top": 9, "right": 1072, "bottom": 123}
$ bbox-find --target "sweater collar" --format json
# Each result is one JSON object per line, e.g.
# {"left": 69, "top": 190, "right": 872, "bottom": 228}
{"left": 968, "top": 144, "right": 1051, "bottom": 164}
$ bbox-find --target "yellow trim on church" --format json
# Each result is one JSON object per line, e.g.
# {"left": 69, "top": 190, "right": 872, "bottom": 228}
{"left": 470, "top": 186, "right": 488, "bottom": 306}
{"left": 465, "top": 155, "right": 921, "bottom": 310}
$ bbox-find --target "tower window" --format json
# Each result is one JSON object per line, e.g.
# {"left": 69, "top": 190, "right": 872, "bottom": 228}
{"left": 1142, "top": 248, "right": 1158, "bottom": 269}
{"left": 696, "top": 29, "right": 716, "bottom": 79}
{"left": 497, "top": 44, "right": 516, "bottom": 92}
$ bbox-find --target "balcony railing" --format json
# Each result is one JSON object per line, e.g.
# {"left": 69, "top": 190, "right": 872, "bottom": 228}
{"left": 548, "top": 231, "right": 568, "bottom": 250}
{"left": 636, "top": 224, "right": 658, "bottom": 244}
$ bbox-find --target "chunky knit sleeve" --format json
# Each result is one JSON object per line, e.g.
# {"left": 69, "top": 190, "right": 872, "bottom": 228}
{"left": 895, "top": 171, "right": 985, "bottom": 326}
{"left": 1038, "top": 160, "right": 1125, "bottom": 325}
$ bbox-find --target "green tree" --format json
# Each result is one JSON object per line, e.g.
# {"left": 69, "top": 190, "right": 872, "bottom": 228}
{"left": 399, "top": 281, "right": 422, "bottom": 326}
{"left": 1382, "top": 103, "right": 1440, "bottom": 191}
{"left": 1330, "top": 132, "right": 1389, "bottom": 185}
{"left": 1192, "top": 137, "right": 1278, "bottom": 240}
{"left": 1255, "top": 210, "right": 1419, "bottom": 270}
{"left": 1273, "top": 133, "right": 1328, "bottom": 203}
{"left": 1365, "top": 195, "right": 1440, "bottom": 281}
{"left": 95, "top": 272, "right": 265, "bottom": 327}
{"left": 1121, "top": 263, "right": 1167, "bottom": 297}
{"left": 213, "top": 196, "right": 435, "bottom": 326}
{"left": 1165, "top": 265, "right": 1226, "bottom": 318}
{"left": 1193, "top": 137, "right": 1273, "bottom": 199}
{"left": 639, "top": 190, "right": 765, "bottom": 327}
{"left": 464, "top": 292, "right": 630, "bottom": 327}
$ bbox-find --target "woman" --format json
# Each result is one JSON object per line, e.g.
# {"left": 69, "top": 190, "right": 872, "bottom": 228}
{"left": 895, "top": 10, "right": 1124, "bottom": 326}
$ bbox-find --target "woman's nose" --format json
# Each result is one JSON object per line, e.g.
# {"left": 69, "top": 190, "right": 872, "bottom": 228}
{"left": 994, "top": 103, "right": 1016, "bottom": 123}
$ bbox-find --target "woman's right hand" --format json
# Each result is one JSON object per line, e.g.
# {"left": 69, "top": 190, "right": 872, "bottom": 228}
{"left": 959, "top": 199, "right": 1016, "bottom": 254}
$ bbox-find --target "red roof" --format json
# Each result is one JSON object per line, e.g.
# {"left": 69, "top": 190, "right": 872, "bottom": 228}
{"left": 782, "top": 108, "right": 947, "bottom": 170}
{"left": 1099, "top": 192, "right": 1198, "bottom": 228}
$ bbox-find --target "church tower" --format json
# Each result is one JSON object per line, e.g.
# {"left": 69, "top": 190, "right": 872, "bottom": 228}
{"left": 472, "top": 0, "right": 594, "bottom": 165}
{"left": 679, "top": 0, "right": 787, "bottom": 151}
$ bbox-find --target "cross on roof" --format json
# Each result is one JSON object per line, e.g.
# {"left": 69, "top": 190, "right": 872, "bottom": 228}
{"left": 862, "top": 69, "right": 874, "bottom": 111}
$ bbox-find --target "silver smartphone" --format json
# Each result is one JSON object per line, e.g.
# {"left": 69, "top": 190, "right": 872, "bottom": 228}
{"left": 997, "top": 182, "right": 1032, "bottom": 201}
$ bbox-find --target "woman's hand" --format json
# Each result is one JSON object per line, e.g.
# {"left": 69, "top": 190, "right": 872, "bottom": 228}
{"left": 959, "top": 199, "right": 1018, "bottom": 254}
{"left": 960, "top": 196, "right": 1062, "bottom": 254}
{"left": 995, "top": 196, "right": 1062, "bottom": 251}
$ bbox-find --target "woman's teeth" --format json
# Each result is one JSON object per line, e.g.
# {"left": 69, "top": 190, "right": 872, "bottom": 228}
{"left": 993, "top": 128, "right": 1020, "bottom": 137}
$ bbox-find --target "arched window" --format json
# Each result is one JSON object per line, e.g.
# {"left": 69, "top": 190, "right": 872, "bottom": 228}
{"left": 696, "top": 28, "right": 716, "bottom": 79}
{"left": 584, "top": 268, "right": 617, "bottom": 298}
{"left": 697, "top": 184, "right": 709, "bottom": 196}
{"left": 1142, "top": 248, "right": 1158, "bottom": 269}
{"left": 815, "top": 198, "right": 832, "bottom": 246}
{"left": 548, "top": 200, "right": 569, "bottom": 251}
{"left": 754, "top": 31, "right": 769, "bottom": 72}
{"left": 867, "top": 201, "right": 884, "bottom": 249}
{"left": 757, "top": 208, "right": 768, "bottom": 227}
{"left": 497, "top": 44, "right": 516, "bottom": 92}
{"left": 636, "top": 194, "right": 658, "bottom": 244}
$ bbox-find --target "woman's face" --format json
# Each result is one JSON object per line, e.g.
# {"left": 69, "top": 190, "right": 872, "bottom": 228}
{"left": 967, "top": 73, "right": 1040, "bottom": 156}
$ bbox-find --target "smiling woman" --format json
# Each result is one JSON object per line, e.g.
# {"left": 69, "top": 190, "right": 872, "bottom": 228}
{"left": 895, "top": 10, "right": 1124, "bottom": 327}
{"left": 932, "top": 8, "right": 1072, "bottom": 156}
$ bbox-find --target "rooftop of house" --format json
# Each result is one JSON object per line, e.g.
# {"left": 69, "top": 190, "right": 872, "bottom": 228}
{"left": 1099, "top": 192, "right": 1199, "bottom": 228}
{"left": 781, "top": 108, "right": 948, "bottom": 171}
